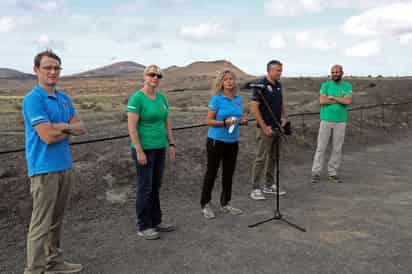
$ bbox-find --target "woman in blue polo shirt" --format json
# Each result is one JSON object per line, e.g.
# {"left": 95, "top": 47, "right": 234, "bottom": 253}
{"left": 200, "top": 70, "right": 249, "bottom": 219}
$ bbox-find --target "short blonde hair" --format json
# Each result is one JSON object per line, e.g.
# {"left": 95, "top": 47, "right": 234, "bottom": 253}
{"left": 210, "top": 70, "right": 238, "bottom": 96}
{"left": 143, "top": 64, "right": 162, "bottom": 77}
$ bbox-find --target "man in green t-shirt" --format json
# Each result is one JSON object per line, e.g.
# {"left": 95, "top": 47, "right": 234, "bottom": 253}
{"left": 311, "top": 64, "right": 353, "bottom": 184}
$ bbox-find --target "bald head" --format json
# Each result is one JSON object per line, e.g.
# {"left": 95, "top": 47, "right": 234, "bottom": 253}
{"left": 331, "top": 64, "right": 344, "bottom": 82}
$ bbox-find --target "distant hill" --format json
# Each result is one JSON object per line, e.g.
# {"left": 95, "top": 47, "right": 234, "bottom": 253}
{"left": 164, "top": 60, "right": 253, "bottom": 79}
{"left": 70, "top": 61, "right": 145, "bottom": 78}
{"left": 161, "top": 60, "right": 255, "bottom": 91}
{"left": 0, "top": 68, "right": 35, "bottom": 79}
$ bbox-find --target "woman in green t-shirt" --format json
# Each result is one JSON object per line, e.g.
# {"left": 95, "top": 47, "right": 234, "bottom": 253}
{"left": 127, "top": 65, "right": 176, "bottom": 240}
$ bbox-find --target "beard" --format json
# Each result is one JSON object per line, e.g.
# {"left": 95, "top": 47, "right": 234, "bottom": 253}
{"left": 332, "top": 75, "right": 342, "bottom": 82}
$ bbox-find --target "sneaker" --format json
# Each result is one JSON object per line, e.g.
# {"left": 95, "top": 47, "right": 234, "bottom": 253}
{"left": 156, "top": 222, "right": 175, "bottom": 232}
{"left": 201, "top": 203, "right": 216, "bottom": 219}
{"left": 311, "top": 174, "right": 320, "bottom": 184}
{"left": 263, "top": 184, "right": 286, "bottom": 196}
{"left": 220, "top": 204, "right": 243, "bottom": 215}
{"left": 137, "top": 228, "right": 160, "bottom": 240}
{"left": 45, "top": 261, "right": 83, "bottom": 274}
{"left": 250, "top": 189, "right": 266, "bottom": 200}
{"left": 328, "top": 175, "right": 342, "bottom": 183}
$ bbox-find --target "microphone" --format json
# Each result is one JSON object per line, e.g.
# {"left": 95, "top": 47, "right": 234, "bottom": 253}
{"left": 248, "top": 83, "right": 265, "bottom": 88}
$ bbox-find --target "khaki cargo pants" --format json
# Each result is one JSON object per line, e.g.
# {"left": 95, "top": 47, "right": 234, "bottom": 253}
{"left": 24, "top": 169, "right": 73, "bottom": 274}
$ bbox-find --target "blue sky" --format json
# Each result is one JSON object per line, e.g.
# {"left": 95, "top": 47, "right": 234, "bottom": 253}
{"left": 1, "top": 0, "right": 412, "bottom": 76}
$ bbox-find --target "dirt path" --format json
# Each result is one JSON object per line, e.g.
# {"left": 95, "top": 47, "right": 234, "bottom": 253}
{"left": 1, "top": 126, "right": 412, "bottom": 274}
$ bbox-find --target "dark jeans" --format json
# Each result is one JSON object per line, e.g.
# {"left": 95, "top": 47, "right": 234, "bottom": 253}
{"left": 201, "top": 138, "right": 239, "bottom": 208}
{"left": 131, "top": 147, "right": 166, "bottom": 231}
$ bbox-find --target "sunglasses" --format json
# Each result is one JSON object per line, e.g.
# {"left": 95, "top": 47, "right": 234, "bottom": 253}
{"left": 146, "top": 72, "right": 163, "bottom": 79}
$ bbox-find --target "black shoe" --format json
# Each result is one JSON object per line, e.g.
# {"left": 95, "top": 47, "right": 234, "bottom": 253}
{"left": 328, "top": 175, "right": 342, "bottom": 183}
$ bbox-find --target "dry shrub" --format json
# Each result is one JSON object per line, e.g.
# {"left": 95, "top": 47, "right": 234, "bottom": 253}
{"left": 94, "top": 103, "right": 104, "bottom": 111}
{"left": 73, "top": 97, "right": 82, "bottom": 104}
{"left": 80, "top": 102, "right": 96, "bottom": 110}
{"left": 13, "top": 101, "right": 22, "bottom": 111}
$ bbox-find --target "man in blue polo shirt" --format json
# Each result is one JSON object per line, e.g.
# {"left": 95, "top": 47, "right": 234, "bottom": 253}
{"left": 22, "top": 50, "right": 86, "bottom": 274}
{"left": 250, "top": 60, "right": 288, "bottom": 200}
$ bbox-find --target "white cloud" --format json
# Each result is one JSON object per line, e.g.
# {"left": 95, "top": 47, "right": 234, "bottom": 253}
{"left": 113, "top": 2, "right": 144, "bottom": 13}
{"left": 38, "top": 34, "right": 50, "bottom": 44}
{"left": 114, "top": 0, "right": 187, "bottom": 13}
{"left": 333, "top": 0, "right": 412, "bottom": 10}
{"left": 16, "top": 0, "right": 64, "bottom": 12}
{"left": 295, "top": 31, "right": 337, "bottom": 50}
{"left": 37, "top": 34, "right": 65, "bottom": 51}
{"left": 265, "top": 0, "right": 323, "bottom": 17}
{"left": 179, "top": 23, "right": 226, "bottom": 42}
{"left": 342, "top": 3, "right": 412, "bottom": 37}
{"left": 400, "top": 33, "right": 412, "bottom": 45}
{"left": 345, "top": 40, "right": 381, "bottom": 57}
{"left": 37, "top": 1, "right": 58, "bottom": 12}
{"left": 264, "top": 0, "right": 412, "bottom": 17}
{"left": 150, "top": 0, "right": 188, "bottom": 4}
{"left": 136, "top": 40, "right": 164, "bottom": 50}
{"left": 0, "top": 16, "right": 16, "bottom": 32}
{"left": 268, "top": 34, "right": 286, "bottom": 49}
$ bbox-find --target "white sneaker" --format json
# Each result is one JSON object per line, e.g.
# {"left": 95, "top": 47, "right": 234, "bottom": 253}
{"left": 137, "top": 228, "right": 160, "bottom": 240}
{"left": 45, "top": 261, "right": 83, "bottom": 274}
{"left": 263, "top": 184, "right": 286, "bottom": 196}
{"left": 201, "top": 203, "right": 216, "bottom": 219}
{"left": 250, "top": 189, "right": 266, "bottom": 200}
{"left": 220, "top": 204, "right": 243, "bottom": 215}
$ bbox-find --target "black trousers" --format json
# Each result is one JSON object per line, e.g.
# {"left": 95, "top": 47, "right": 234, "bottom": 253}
{"left": 201, "top": 138, "right": 239, "bottom": 208}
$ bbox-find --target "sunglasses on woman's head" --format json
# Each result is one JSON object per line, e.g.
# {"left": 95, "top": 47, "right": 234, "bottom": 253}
{"left": 146, "top": 73, "right": 163, "bottom": 79}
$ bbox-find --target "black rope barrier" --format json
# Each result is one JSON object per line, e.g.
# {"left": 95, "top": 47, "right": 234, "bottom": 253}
{"left": 1, "top": 101, "right": 411, "bottom": 155}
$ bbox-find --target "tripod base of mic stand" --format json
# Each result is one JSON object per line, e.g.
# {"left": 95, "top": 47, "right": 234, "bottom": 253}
{"left": 248, "top": 211, "right": 306, "bottom": 232}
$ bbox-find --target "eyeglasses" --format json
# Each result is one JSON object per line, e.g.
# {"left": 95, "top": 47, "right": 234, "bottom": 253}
{"left": 146, "top": 72, "right": 163, "bottom": 79}
{"left": 40, "top": 66, "right": 62, "bottom": 72}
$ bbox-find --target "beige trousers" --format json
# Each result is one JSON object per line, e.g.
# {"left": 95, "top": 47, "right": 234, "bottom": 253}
{"left": 24, "top": 169, "right": 73, "bottom": 274}
{"left": 311, "top": 121, "right": 347, "bottom": 176}
{"left": 251, "top": 127, "right": 279, "bottom": 190}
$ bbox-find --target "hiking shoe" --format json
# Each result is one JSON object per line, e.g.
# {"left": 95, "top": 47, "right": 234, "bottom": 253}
{"left": 45, "top": 261, "right": 83, "bottom": 274}
{"left": 250, "top": 189, "right": 266, "bottom": 200}
{"left": 328, "top": 175, "right": 342, "bottom": 183}
{"left": 201, "top": 203, "right": 216, "bottom": 219}
{"left": 156, "top": 222, "right": 175, "bottom": 232}
{"left": 220, "top": 204, "right": 243, "bottom": 215}
{"left": 263, "top": 184, "right": 286, "bottom": 196}
{"left": 137, "top": 228, "right": 160, "bottom": 240}
{"left": 311, "top": 174, "right": 320, "bottom": 184}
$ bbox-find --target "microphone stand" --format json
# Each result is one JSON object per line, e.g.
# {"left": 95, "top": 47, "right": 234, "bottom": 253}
{"left": 248, "top": 84, "right": 306, "bottom": 232}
